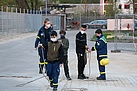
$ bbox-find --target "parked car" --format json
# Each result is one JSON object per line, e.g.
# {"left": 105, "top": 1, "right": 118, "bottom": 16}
{"left": 134, "top": 19, "right": 137, "bottom": 30}
{"left": 83, "top": 20, "right": 107, "bottom": 29}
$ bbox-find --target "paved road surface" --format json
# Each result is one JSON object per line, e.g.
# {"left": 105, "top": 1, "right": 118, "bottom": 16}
{"left": 0, "top": 29, "right": 137, "bottom": 91}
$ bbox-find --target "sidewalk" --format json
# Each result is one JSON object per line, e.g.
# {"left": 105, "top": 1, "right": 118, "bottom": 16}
{"left": 56, "top": 30, "right": 137, "bottom": 91}
{"left": 57, "top": 51, "right": 137, "bottom": 91}
{"left": 0, "top": 30, "right": 137, "bottom": 91}
{"left": 50, "top": 30, "right": 137, "bottom": 91}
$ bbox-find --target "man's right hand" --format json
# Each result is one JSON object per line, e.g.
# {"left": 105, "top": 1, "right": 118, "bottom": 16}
{"left": 88, "top": 49, "right": 92, "bottom": 52}
{"left": 35, "top": 48, "right": 37, "bottom": 50}
{"left": 85, "top": 45, "right": 89, "bottom": 50}
{"left": 38, "top": 44, "right": 43, "bottom": 47}
{"left": 38, "top": 44, "right": 45, "bottom": 50}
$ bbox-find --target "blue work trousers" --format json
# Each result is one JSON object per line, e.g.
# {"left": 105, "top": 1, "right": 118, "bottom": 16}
{"left": 47, "top": 61, "right": 60, "bottom": 85}
{"left": 97, "top": 57, "right": 106, "bottom": 78}
{"left": 38, "top": 47, "right": 47, "bottom": 71}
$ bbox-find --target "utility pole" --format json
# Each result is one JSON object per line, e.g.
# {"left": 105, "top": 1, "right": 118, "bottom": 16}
{"left": 111, "top": 0, "right": 121, "bottom": 53}
{"left": 133, "top": 0, "right": 135, "bottom": 14}
{"left": 45, "top": 0, "right": 47, "bottom": 17}
{"left": 80, "top": 0, "right": 82, "bottom": 26}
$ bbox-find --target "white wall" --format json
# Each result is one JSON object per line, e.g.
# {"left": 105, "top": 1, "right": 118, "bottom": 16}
{"left": 107, "top": 19, "right": 134, "bottom": 30}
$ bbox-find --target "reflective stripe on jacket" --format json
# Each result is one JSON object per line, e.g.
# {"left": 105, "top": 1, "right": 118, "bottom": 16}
{"left": 92, "top": 34, "right": 107, "bottom": 58}
{"left": 35, "top": 26, "right": 52, "bottom": 48}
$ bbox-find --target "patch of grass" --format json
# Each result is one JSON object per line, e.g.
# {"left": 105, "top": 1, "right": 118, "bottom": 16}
{"left": 118, "top": 30, "right": 137, "bottom": 37}
{"left": 91, "top": 31, "right": 114, "bottom": 42}
{"left": 91, "top": 30, "right": 137, "bottom": 42}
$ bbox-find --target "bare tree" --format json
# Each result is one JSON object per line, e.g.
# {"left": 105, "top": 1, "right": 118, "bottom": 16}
{"left": 15, "top": 0, "right": 43, "bottom": 12}
{"left": 81, "top": 0, "right": 89, "bottom": 16}
{"left": 15, "top": 0, "right": 30, "bottom": 9}
{"left": 30, "top": 0, "right": 34, "bottom": 11}
{"left": 35, "top": 0, "right": 38, "bottom": 10}
{"left": 25, "top": 0, "right": 30, "bottom": 10}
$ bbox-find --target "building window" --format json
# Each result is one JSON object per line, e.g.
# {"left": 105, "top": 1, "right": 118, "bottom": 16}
{"left": 119, "top": 4, "right": 122, "bottom": 9}
{"left": 124, "top": 4, "right": 130, "bottom": 9}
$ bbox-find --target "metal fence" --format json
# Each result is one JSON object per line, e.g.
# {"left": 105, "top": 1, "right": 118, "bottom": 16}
{"left": 72, "top": 14, "right": 114, "bottom": 24}
{"left": 71, "top": 13, "right": 137, "bottom": 52}
{"left": 113, "top": 14, "right": 137, "bottom": 52}
{"left": 42, "top": 14, "right": 66, "bottom": 30}
{"left": 0, "top": 9, "right": 42, "bottom": 36}
{"left": 0, "top": 6, "right": 66, "bottom": 37}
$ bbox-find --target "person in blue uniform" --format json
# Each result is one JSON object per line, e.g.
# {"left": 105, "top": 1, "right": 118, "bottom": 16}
{"left": 90, "top": 29, "right": 107, "bottom": 80}
{"left": 76, "top": 25, "right": 89, "bottom": 79}
{"left": 35, "top": 18, "right": 53, "bottom": 74}
{"left": 46, "top": 31, "right": 64, "bottom": 91}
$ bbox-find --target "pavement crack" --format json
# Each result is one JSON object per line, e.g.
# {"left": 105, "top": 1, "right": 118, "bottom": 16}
{"left": 0, "top": 75, "right": 32, "bottom": 78}
{"left": 15, "top": 76, "right": 44, "bottom": 87}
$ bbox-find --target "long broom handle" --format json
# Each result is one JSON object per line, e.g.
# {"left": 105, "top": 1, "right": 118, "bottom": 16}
{"left": 88, "top": 52, "right": 91, "bottom": 77}
{"left": 41, "top": 47, "right": 47, "bottom": 72}
{"left": 41, "top": 48, "right": 49, "bottom": 81}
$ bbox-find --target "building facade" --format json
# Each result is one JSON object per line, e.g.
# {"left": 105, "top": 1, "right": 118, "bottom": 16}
{"left": 116, "top": 0, "right": 133, "bottom": 14}
{"left": 100, "top": 0, "right": 133, "bottom": 15}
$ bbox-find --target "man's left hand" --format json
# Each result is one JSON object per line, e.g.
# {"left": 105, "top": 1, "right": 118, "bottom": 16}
{"left": 60, "top": 64, "right": 63, "bottom": 67}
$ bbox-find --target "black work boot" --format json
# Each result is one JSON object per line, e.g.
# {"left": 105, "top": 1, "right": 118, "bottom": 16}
{"left": 50, "top": 81, "right": 53, "bottom": 87}
{"left": 82, "top": 74, "right": 89, "bottom": 79}
{"left": 78, "top": 74, "right": 85, "bottom": 79}
{"left": 53, "top": 88, "right": 57, "bottom": 91}
{"left": 39, "top": 65, "right": 44, "bottom": 74}
{"left": 66, "top": 74, "right": 72, "bottom": 80}
{"left": 96, "top": 75, "right": 106, "bottom": 80}
{"left": 53, "top": 85, "right": 58, "bottom": 91}
{"left": 67, "top": 76, "right": 72, "bottom": 80}
{"left": 96, "top": 76, "right": 106, "bottom": 80}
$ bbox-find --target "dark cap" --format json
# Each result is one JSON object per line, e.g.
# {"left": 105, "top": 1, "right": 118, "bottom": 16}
{"left": 81, "top": 25, "right": 87, "bottom": 28}
{"left": 50, "top": 31, "right": 57, "bottom": 36}
{"left": 95, "top": 29, "right": 102, "bottom": 34}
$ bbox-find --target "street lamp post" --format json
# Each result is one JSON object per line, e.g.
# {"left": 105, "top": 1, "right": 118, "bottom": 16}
{"left": 93, "top": 11, "right": 96, "bottom": 28}
{"left": 93, "top": 10, "right": 96, "bottom": 19}
{"left": 133, "top": 0, "right": 135, "bottom": 14}
{"left": 45, "top": 0, "right": 47, "bottom": 17}
{"left": 80, "top": 0, "right": 82, "bottom": 26}
{"left": 111, "top": 0, "right": 121, "bottom": 53}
